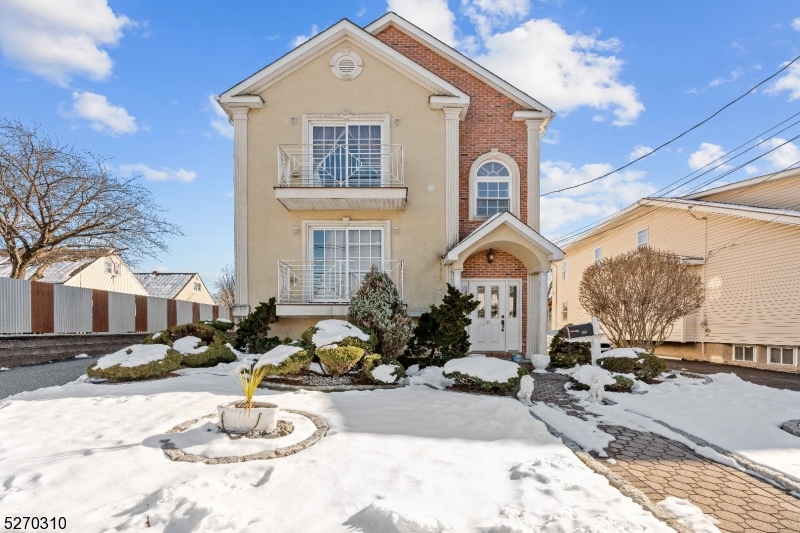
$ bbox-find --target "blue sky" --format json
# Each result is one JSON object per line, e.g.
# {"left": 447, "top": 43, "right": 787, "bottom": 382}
{"left": 1, "top": 0, "right": 798, "bottom": 289}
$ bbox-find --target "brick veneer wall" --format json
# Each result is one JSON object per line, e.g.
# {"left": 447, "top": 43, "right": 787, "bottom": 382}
{"left": 461, "top": 250, "right": 528, "bottom": 353}
{"left": 375, "top": 27, "right": 530, "bottom": 240}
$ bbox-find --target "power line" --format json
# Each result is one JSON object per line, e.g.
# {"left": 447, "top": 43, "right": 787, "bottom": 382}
{"left": 542, "top": 54, "right": 800, "bottom": 196}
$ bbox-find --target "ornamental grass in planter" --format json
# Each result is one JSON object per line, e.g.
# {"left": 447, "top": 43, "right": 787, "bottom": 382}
{"left": 218, "top": 365, "right": 279, "bottom": 434}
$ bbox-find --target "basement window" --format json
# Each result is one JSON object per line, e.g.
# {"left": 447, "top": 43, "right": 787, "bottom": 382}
{"left": 768, "top": 347, "right": 796, "bottom": 366}
{"left": 733, "top": 345, "right": 754, "bottom": 362}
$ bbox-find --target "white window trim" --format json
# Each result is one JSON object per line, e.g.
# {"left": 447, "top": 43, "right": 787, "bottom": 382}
{"left": 302, "top": 220, "right": 392, "bottom": 263}
{"left": 302, "top": 114, "right": 391, "bottom": 146}
{"left": 637, "top": 227, "right": 649, "bottom": 249}
{"left": 469, "top": 151, "right": 520, "bottom": 221}
{"left": 767, "top": 346, "right": 797, "bottom": 366}
{"left": 732, "top": 344, "right": 756, "bottom": 362}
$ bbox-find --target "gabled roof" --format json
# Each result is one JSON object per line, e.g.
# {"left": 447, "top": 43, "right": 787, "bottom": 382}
{"left": 134, "top": 273, "right": 196, "bottom": 299}
{"left": 218, "top": 17, "right": 469, "bottom": 113}
{"left": 682, "top": 167, "right": 800, "bottom": 200}
{"left": 444, "top": 212, "right": 564, "bottom": 263}
{"left": 0, "top": 258, "right": 95, "bottom": 283}
{"left": 365, "top": 12, "right": 554, "bottom": 123}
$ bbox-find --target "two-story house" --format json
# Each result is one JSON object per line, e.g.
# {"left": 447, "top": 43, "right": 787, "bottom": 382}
{"left": 553, "top": 168, "right": 800, "bottom": 372}
{"left": 216, "top": 12, "right": 564, "bottom": 357}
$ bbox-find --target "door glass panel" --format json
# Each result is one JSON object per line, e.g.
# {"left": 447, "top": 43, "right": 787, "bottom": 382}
{"left": 348, "top": 124, "right": 382, "bottom": 187}
{"left": 490, "top": 286, "right": 499, "bottom": 318}
{"left": 508, "top": 285, "right": 517, "bottom": 318}
{"left": 347, "top": 229, "right": 383, "bottom": 293}
{"left": 312, "top": 126, "right": 347, "bottom": 186}
{"left": 476, "top": 286, "right": 485, "bottom": 318}
{"left": 312, "top": 229, "right": 346, "bottom": 299}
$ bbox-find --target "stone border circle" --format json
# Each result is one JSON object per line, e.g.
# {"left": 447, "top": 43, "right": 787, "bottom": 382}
{"left": 159, "top": 409, "right": 328, "bottom": 465}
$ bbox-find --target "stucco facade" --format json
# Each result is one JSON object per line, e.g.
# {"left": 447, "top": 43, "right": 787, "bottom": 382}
{"left": 553, "top": 169, "right": 800, "bottom": 372}
{"left": 217, "top": 13, "right": 563, "bottom": 355}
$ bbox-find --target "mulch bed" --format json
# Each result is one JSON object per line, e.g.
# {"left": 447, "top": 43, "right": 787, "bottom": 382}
{"left": 262, "top": 370, "right": 374, "bottom": 388}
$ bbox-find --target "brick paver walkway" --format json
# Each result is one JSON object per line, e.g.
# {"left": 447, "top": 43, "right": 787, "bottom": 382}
{"left": 530, "top": 372, "right": 800, "bottom": 533}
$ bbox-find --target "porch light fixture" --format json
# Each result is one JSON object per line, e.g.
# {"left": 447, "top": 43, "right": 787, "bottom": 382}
{"left": 487, "top": 248, "right": 495, "bottom": 263}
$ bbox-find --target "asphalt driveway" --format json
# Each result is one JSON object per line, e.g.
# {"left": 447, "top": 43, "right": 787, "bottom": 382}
{"left": 0, "top": 356, "right": 99, "bottom": 399}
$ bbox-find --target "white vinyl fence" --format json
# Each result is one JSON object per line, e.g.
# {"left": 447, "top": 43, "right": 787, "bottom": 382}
{"left": 54, "top": 285, "right": 92, "bottom": 333}
{"left": 108, "top": 292, "right": 135, "bottom": 333}
{"left": 0, "top": 277, "right": 31, "bottom": 334}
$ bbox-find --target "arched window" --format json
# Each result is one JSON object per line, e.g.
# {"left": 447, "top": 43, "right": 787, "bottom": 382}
{"left": 475, "top": 160, "right": 513, "bottom": 218}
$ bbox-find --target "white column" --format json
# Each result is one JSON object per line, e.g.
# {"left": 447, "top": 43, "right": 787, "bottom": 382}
{"left": 444, "top": 107, "right": 461, "bottom": 248}
{"left": 231, "top": 107, "right": 250, "bottom": 317}
{"left": 525, "top": 119, "right": 545, "bottom": 232}
{"left": 526, "top": 272, "right": 537, "bottom": 358}
{"left": 453, "top": 269, "right": 462, "bottom": 290}
{"left": 537, "top": 269, "right": 549, "bottom": 355}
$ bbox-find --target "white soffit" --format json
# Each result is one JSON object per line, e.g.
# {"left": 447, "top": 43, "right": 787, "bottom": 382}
{"left": 365, "top": 12, "right": 555, "bottom": 120}
{"left": 445, "top": 212, "right": 564, "bottom": 263}
{"left": 218, "top": 19, "right": 468, "bottom": 105}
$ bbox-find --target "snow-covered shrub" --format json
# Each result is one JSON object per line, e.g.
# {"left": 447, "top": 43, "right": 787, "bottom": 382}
{"left": 442, "top": 356, "right": 527, "bottom": 394}
{"left": 347, "top": 267, "right": 413, "bottom": 359}
{"left": 404, "top": 284, "right": 479, "bottom": 366}
{"left": 547, "top": 328, "right": 591, "bottom": 368}
{"left": 200, "top": 319, "right": 234, "bottom": 333}
{"left": 145, "top": 322, "right": 230, "bottom": 347}
{"left": 87, "top": 345, "right": 182, "bottom": 382}
{"left": 254, "top": 345, "right": 312, "bottom": 376}
{"left": 316, "top": 345, "right": 365, "bottom": 375}
{"left": 234, "top": 298, "right": 280, "bottom": 353}
{"left": 597, "top": 353, "right": 667, "bottom": 381}
{"left": 180, "top": 343, "right": 237, "bottom": 368}
{"left": 361, "top": 353, "right": 382, "bottom": 378}
{"left": 146, "top": 323, "right": 236, "bottom": 368}
{"left": 370, "top": 363, "right": 404, "bottom": 384}
{"left": 607, "top": 375, "right": 634, "bottom": 392}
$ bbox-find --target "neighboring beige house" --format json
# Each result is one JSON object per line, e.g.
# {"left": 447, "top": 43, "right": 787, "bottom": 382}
{"left": 0, "top": 254, "right": 148, "bottom": 296}
{"left": 553, "top": 168, "right": 800, "bottom": 372}
{"left": 215, "top": 13, "right": 564, "bottom": 356}
{"left": 134, "top": 272, "right": 216, "bottom": 305}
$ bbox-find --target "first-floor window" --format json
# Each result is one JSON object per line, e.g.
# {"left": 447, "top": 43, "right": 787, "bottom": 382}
{"left": 769, "top": 347, "right": 795, "bottom": 365}
{"left": 311, "top": 227, "right": 383, "bottom": 301}
{"left": 733, "top": 345, "right": 754, "bottom": 362}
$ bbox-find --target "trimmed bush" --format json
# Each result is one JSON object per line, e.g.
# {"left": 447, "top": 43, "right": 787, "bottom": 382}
{"left": 298, "top": 327, "right": 317, "bottom": 355}
{"left": 338, "top": 335, "right": 377, "bottom": 353}
{"left": 360, "top": 353, "right": 382, "bottom": 378}
{"left": 316, "top": 345, "right": 365, "bottom": 375}
{"left": 369, "top": 362, "right": 405, "bottom": 384}
{"left": 258, "top": 349, "right": 313, "bottom": 376}
{"left": 444, "top": 366, "right": 528, "bottom": 394}
{"left": 597, "top": 353, "right": 668, "bottom": 381}
{"left": 201, "top": 320, "right": 234, "bottom": 333}
{"left": 87, "top": 349, "right": 182, "bottom": 382}
{"left": 145, "top": 322, "right": 231, "bottom": 347}
{"left": 606, "top": 375, "right": 634, "bottom": 393}
{"left": 180, "top": 343, "right": 237, "bottom": 368}
{"left": 234, "top": 299, "right": 280, "bottom": 353}
{"left": 547, "top": 328, "right": 591, "bottom": 368}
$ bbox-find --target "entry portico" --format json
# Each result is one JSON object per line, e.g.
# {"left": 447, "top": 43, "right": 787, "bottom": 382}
{"left": 443, "top": 212, "right": 564, "bottom": 356}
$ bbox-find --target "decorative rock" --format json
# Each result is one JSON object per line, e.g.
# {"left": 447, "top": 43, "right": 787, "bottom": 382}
{"left": 781, "top": 419, "right": 800, "bottom": 438}
{"left": 588, "top": 373, "right": 605, "bottom": 403}
{"left": 517, "top": 375, "right": 535, "bottom": 406}
{"left": 530, "top": 354, "right": 550, "bottom": 373}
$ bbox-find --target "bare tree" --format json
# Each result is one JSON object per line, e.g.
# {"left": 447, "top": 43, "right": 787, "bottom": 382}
{"left": 578, "top": 247, "right": 704, "bottom": 353}
{"left": 214, "top": 263, "right": 235, "bottom": 308}
{"left": 0, "top": 119, "right": 182, "bottom": 279}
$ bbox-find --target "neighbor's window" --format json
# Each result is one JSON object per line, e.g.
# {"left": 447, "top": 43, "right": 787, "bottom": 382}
{"left": 637, "top": 228, "right": 649, "bottom": 249}
{"left": 104, "top": 261, "right": 113, "bottom": 275}
{"left": 475, "top": 161, "right": 511, "bottom": 217}
{"left": 733, "top": 345, "right": 754, "bottom": 362}
{"left": 594, "top": 247, "right": 602, "bottom": 265}
{"left": 562, "top": 261, "right": 568, "bottom": 281}
{"left": 562, "top": 301, "right": 568, "bottom": 321}
{"left": 193, "top": 282, "right": 201, "bottom": 292}
{"left": 769, "top": 347, "right": 795, "bottom": 365}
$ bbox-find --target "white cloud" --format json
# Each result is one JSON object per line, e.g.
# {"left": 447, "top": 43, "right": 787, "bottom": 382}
{"left": 541, "top": 128, "right": 560, "bottom": 145}
{"left": 475, "top": 19, "right": 644, "bottom": 125}
{"left": 291, "top": 24, "right": 319, "bottom": 47}
{"left": 387, "top": 0, "right": 457, "bottom": 46}
{"left": 68, "top": 91, "right": 137, "bottom": 135}
{"left": 119, "top": 163, "right": 197, "bottom": 182}
{"left": 0, "top": 0, "right": 130, "bottom": 86}
{"left": 709, "top": 68, "right": 742, "bottom": 87}
{"left": 762, "top": 137, "right": 800, "bottom": 171}
{"left": 792, "top": 18, "right": 800, "bottom": 31}
{"left": 745, "top": 165, "right": 759, "bottom": 175}
{"left": 765, "top": 63, "right": 800, "bottom": 101}
{"left": 462, "top": 0, "right": 530, "bottom": 39}
{"left": 541, "top": 196, "right": 604, "bottom": 233}
{"left": 208, "top": 95, "right": 233, "bottom": 139}
{"left": 688, "top": 142, "right": 727, "bottom": 171}
{"left": 629, "top": 145, "right": 653, "bottom": 160}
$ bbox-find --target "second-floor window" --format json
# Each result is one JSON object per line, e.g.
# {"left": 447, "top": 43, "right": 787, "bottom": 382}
{"left": 475, "top": 161, "right": 511, "bottom": 217}
{"left": 312, "top": 124, "right": 382, "bottom": 187}
{"left": 594, "top": 247, "right": 602, "bottom": 265}
{"left": 637, "top": 228, "right": 649, "bottom": 249}
{"left": 193, "top": 282, "right": 201, "bottom": 292}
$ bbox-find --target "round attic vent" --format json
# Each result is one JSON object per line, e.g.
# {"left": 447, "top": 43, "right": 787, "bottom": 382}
{"left": 330, "top": 50, "right": 363, "bottom": 80}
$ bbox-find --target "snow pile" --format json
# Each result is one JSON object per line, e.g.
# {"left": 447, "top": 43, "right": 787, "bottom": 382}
{"left": 403, "top": 366, "right": 454, "bottom": 389}
{"left": 599, "top": 348, "right": 640, "bottom": 359}
{"left": 172, "top": 336, "right": 208, "bottom": 355}
{"left": 0, "top": 367, "right": 9, "bottom": 372}
{"left": 443, "top": 355, "right": 520, "bottom": 383}
{"left": 658, "top": 496, "right": 720, "bottom": 533}
{"left": 74, "top": 354, "right": 90, "bottom": 359}
{"left": 571, "top": 365, "right": 616, "bottom": 387}
{"left": 254, "top": 345, "right": 304, "bottom": 369}
{"left": 311, "top": 319, "right": 369, "bottom": 346}
{"left": 95, "top": 344, "right": 171, "bottom": 370}
{"left": 530, "top": 402, "right": 614, "bottom": 455}
{"left": 343, "top": 498, "right": 446, "bottom": 532}
{"left": 371, "top": 364, "right": 399, "bottom": 384}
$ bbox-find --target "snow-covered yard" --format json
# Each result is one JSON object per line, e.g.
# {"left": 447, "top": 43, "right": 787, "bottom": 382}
{"left": 0, "top": 367, "right": 672, "bottom": 532}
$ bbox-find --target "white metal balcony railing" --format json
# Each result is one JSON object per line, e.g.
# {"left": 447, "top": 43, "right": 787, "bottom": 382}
{"left": 278, "top": 260, "right": 404, "bottom": 304}
{"left": 278, "top": 144, "right": 404, "bottom": 187}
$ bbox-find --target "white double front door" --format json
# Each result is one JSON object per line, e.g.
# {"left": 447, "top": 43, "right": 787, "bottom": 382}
{"left": 466, "top": 280, "right": 522, "bottom": 353}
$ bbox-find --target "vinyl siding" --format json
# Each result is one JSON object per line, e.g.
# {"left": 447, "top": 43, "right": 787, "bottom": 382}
{"left": 63, "top": 257, "right": 148, "bottom": 296}
{"left": 697, "top": 175, "right": 800, "bottom": 210}
{"left": 173, "top": 274, "right": 216, "bottom": 305}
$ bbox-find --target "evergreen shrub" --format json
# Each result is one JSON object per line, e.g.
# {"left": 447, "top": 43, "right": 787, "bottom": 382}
{"left": 547, "top": 328, "right": 591, "bottom": 368}
{"left": 316, "top": 345, "right": 365, "bottom": 375}
{"left": 258, "top": 350, "right": 312, "bottom": 376}
{"left": 87, "top": 349, "right": 182, "bottom": 382}
{"left": 234, "top": 298, "right": 280, "bottom": 353}
{"left": 597, "top": 353, "right": 667, "bottom": 381}
{"left": 443, "top": 366, "right": 528, "bottom": 394}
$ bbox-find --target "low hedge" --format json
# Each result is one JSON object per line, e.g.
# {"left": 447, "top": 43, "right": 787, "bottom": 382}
{"left": 606, "top": 375, "right": 634, "bottom": 392}
{"left": 597, "top": 353, "right": 667, "bottom": 381}
{"left": 180, "top": 343, "right": 237, "bottom": 368}
{"left": 87, "top": 349, "right": 182, "bottom": 382}
{"left": 259, "top": 350, "right": 313, "bottom": 376}
{"left": 201, "top": 320, "right": 234, "bottom": 333}
{"left": 316, "top": 345, "right": 365, "bottom": 375}
{"left": 145, "top": 322, "right": 231, "bottom": 347}
{"left": 444, "top": 366, "right": 528, "bottom": 394}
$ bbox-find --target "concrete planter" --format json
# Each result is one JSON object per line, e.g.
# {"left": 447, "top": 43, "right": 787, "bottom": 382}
{"left": 218, "top": 402, "right": 279, "bottom": 433}
{"left": 531, "top": 354, "right": 551, "bottom": 372}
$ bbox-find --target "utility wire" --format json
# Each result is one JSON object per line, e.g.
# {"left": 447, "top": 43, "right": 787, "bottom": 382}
{"left": 542, "top": 54, "right": 800, "bottom": 196}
